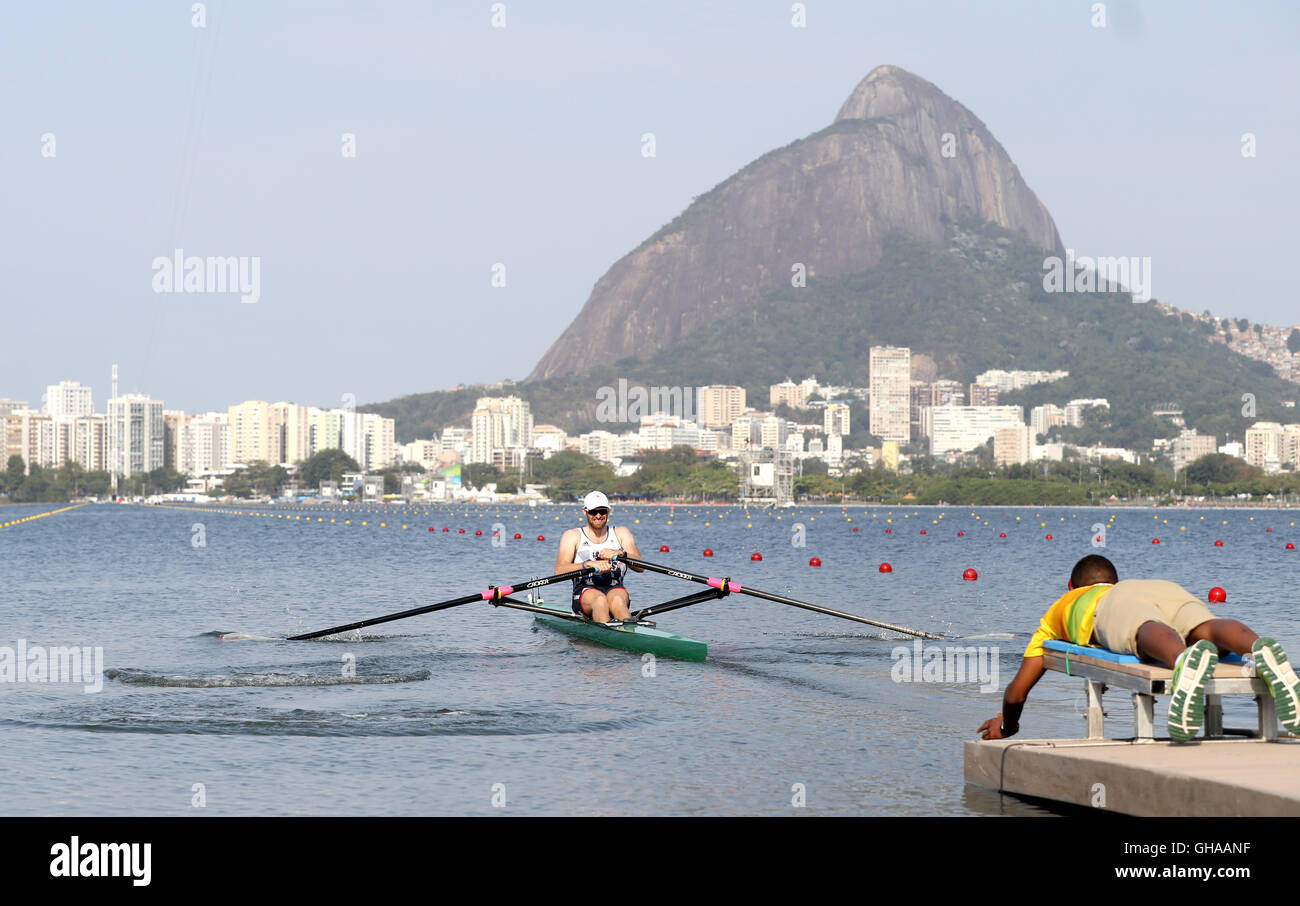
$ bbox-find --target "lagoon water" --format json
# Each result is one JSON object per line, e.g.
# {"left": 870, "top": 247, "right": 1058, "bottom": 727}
{"left": 2, "top": 501, "right": 1296, "bottom": 816}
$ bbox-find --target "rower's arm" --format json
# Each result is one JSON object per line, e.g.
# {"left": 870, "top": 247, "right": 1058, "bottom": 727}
{"left": 553, "top": 530, "right": 585, "bottom": 575}
{"left": 615, "top": 526, "right": 644, "bottom": 572}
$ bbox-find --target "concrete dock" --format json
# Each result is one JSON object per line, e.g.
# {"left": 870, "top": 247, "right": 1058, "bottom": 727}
{"left": 965, "top": 737, "right": 1300, "bottom": 815}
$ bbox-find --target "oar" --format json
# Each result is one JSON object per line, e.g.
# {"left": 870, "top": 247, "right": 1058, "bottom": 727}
{"left": 620, "top": 555, "right": 944, "bottom": 640}
{"left": 631, "top": 588, "right": 726, "bottom": 621}
{"left": 287, "top": 568, "right": 592, "bottom": 640}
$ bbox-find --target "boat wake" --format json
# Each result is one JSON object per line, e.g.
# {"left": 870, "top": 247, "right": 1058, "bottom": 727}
{"left": 2, "top": 701, "right": 651, "bottom": 737}
{"left": 105, "top": 667, "right": 430, "bottom": 687}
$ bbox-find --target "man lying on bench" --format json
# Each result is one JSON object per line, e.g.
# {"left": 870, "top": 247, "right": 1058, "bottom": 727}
{"left": 978, "top": 554, "right": 1300, "bottom": 743}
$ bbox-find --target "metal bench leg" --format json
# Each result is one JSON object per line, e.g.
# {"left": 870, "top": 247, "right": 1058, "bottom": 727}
{"left": 1205, "top": 695, "right": 1223, "bottom": 738}
{"left": 1258, "top": 693, "right": 1278, "bottom": 741}
{"left": 1086, "top": 680, "right": 1106, "bottom": 739}
{"left": 1132, "top": 691, "right": 1155, "bottom": 741}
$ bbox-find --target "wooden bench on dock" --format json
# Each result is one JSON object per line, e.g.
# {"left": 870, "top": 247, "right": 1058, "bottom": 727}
{"left": 1042, "top": 640, "right": 1277, "bottom": 741}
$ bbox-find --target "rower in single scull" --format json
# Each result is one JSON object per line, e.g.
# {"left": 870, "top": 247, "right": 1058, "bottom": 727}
{"left": 554, "top": 491, "right": 644, "bottom": 625}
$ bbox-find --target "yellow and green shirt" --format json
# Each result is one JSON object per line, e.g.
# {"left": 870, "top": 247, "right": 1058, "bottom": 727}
{"left": 1023, "top": 583, "right": 1113, "bottom": 658}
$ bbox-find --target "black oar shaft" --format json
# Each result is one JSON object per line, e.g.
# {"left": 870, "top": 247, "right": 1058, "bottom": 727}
{"left": 622, "top": 556, "right": 943, "bottom": 640}
{"left": 288, "top": 569, "right": 590, "bottom": 640}
{"left": 632, "top": 588, "right": 724, "bottom": 620}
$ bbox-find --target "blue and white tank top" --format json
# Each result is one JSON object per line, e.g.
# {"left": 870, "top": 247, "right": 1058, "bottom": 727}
{"left": 573, "top": 525, "right": 627, "bottom": 585}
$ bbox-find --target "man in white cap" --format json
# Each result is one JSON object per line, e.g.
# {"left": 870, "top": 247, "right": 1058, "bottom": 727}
{"left": 554, "top": 491, "right": 645, "bottom": 625}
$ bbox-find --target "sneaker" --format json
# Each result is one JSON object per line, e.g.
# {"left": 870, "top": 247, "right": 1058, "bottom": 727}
{"left": 1167, "top": 640, "right": 1219, "bottom": 743}
{"left": 1252, "top": 638, "right": 1300, "bottom": 735}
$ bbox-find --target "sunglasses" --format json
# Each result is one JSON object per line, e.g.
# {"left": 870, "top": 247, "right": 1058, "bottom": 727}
{"left": 587, "top": 508, "right": 609, "bottom": 516}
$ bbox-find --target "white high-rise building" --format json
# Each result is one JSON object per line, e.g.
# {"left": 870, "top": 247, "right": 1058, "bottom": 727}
{"left": 1172, "top": 429, "right": 1217, "bottom": 471}
{"left": 826, "top": 433, "right": 843, "bottom": 462}
{"left": 46, "top": 380, "right": 94, "bottom": 419}
{"left": 469, "top": 396, "right": 534, "bottom": 464}
{"left": 309, "top": 407, "right": 345, "bottom": 455}
{"left": 1244, "top": 422, "right": 1300, "bottom": 469}
{"left": 271, "top": 402, "right": 311, "bottom": 465}
{"left": 732, "top": 415, "right": 761, "bottom": 450}
{"left": 340, "top": 410, "right": 396, "bottom": 471}
{"left": 60, "top": 415, "right": 107, "bottom": 472}
{"left": 824, "top": 403, "right": 851, "bottom": 436}
{"left": 637, "top": 416, "right": 700, "bottom": 451}
{"left": 1030, "top": 404, "right": 1066, "bottom": 439}
{"left": 579, "top": 430, "right": 637, "bottom": 464}
{"left": 363, "top": 413, "right": 396, "bottom": 469}
{"left": 869, "top": 346, "right": 911, "bottom": 443}
{"left": 228, "top": 400, "right": 276, "bottom": 464}
{"left": 760, "top": 415, "right": 789, "bottom": 450}
{"left": 178, "top": 413, "right": 232, "bottom": 475}
{"left": 107, "top": 394, "right": 165, "bottom": 478}
{"left": 929, "top": 406, "right": 1025, "bottom": 455}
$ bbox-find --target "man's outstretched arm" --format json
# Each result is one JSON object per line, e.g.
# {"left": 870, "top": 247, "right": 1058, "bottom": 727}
{"left": 978, "top": 656, "right": 1046, "bottom": 739}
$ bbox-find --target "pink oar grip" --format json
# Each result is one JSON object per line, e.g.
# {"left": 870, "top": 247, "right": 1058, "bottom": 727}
{"left": 481, "top": 585, "right": 514, "bottom": 600}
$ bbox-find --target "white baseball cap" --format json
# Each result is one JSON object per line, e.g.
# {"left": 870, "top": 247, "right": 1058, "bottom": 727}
{"left": 582, "top": 491, "right": 610, "bottom": 510}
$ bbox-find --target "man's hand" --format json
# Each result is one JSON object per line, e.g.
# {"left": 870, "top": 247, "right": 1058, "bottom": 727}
{"left": 977, "top": 713, "right": 1016, "bottom": 740}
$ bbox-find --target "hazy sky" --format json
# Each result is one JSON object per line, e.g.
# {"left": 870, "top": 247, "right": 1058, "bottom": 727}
{"left": 4, "top": 1, "right": 1297, "bottom": 413}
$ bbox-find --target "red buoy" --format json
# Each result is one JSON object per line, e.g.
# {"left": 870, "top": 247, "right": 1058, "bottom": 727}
{"left": 659, "top": 545, "right": 670, "bottom": 553}
{"left": 963, "top": 568, "right": 978, "bottom": 581}
{"left": 1267, "top": 528, "right": 1273, "bottom": 533}
{"left": 1214, "top": 540, "right": 1223, "bottom": 547}
{"left": 442, "top": 527, "right": 449, "bottom": 532}
{"left": 751, "top": 552, "right": 763, "bottom": 561}
{"left": 1288, "top": 543, "right": 1296, "bottom": 550}
{"left": 458, "top": 529, "right": 465, "bottom": 534}
{"left": 852, "top": 527, "right": 859, "bottom": 532}
{"left": 999, "top": 532, "right": 1007, "bottom": 538}
{"left": 809, "top": 557, "right": 821, "bottom": 567}
{"left": 1152, "top": 538, "right": 1160, "bottom": 544}
{"left": 920, "top": 529, "right": 927, "bottom": 535}
{"left": 428, "top": 527, "right": 435, "bottom": 532}
{"left": 475, "top": 530, "right": 483, "bottom": 536}
{"left": 1045, "top": 534, "right": 1053, "bottom": 540}
{"left": 703, "top": 549, "right": 714, "bottom": 557}
{"left": 513, "top": 533, "right": 522, "bottom": 539}
{"left": 1208, "top": 586, "right": 1227, "bottom": 604}
{"left": 537, "top": 535, "right": 545, "bottom": 541}
{"left": 879, "top": 562, "right": 892, "bottom": 573}
{"left": 957, "top": 531, "right": 964, "bottom": 536}
{"left": 885, "top": 528, "right": 892, "bottom": 533}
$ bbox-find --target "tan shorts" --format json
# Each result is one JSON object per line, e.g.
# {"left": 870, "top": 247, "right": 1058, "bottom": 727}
{"left": 1092, "top": 579, "right": 1217, "bottom": 656}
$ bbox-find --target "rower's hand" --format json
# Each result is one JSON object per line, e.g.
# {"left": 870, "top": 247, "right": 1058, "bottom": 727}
{"left": 977, "top": 713, "right": 1014, "bottom": 740}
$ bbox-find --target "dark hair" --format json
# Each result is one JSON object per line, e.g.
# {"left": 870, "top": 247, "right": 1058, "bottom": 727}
{"left": 1071, "top": 555, "right": 1118, "bottom": 588}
